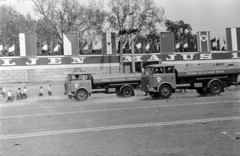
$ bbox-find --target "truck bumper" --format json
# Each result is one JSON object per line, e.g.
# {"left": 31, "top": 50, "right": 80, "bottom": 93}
{"left": 142, "top": 86, "right": 156, "bottom": 92}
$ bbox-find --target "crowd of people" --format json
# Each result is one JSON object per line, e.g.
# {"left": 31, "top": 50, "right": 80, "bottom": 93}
{"left": 0, "top": 86, "right": 28, "bottom": 103}
{"left": 0, "top": 84, "right": 53, "bottom": 103}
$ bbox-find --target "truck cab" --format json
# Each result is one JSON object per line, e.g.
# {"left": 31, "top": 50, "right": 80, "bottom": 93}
{"left": 141, "top": 64, "right": 176, "bottom": 98}
{"left": 64, "top": 72, "right": 92, "bottom": 101}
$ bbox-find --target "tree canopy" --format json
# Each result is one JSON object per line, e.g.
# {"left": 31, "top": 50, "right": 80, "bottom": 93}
{"left": 1, "top": 0, "right": 199, "bottom": 56}
{"left": 0, "top": 4, "right": 36, "bottom": 56}
{"left": 165, "top": 20, "right": 196, "bottom": 52}
{"left": 31, "top": 0, "right": 107, "bottom": 53}
{"left": 107, "top": 0, "right": 165, "bottom": 36}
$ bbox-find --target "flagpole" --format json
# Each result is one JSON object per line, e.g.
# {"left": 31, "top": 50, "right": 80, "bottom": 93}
{"left": 119, "top": 36, "right": 123, "bottom": 73}
{"left": 129, "top": 0, "right": 135, "bottom": 73}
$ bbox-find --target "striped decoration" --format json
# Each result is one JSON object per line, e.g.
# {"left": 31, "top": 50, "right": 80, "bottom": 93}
{"left": 197, "top": 31, "right": 211, "bottom": 53}
{"left": 63, "top": 33, "right": 79, "bottom": 55}
{"left": 226, "top": 28, "right": 240, "bottom": 51}
{"left": 19, "top": 33, "right": 37, "bottom": 57}
{"left": 102, "top": 32, "right": 117, "bottom": 55}
{"left": 160, "top": 32, "right": 174, "bottom": 54}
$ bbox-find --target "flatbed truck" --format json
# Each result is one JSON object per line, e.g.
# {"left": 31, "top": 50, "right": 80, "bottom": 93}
{"left": 64, "top": 72, "right": 142, "bottom": 101}
{"left": 141, "top": 63, "right": 240, "bottom": 98}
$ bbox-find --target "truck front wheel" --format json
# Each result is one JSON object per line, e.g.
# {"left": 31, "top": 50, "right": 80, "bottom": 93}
{"left": 74, "top": 89, "right": 88, "bottom": 101}
{"left": 209, "top": 81, "right": 222, "bottom": 96}
{"left": 121, "top": 86, "right": 134, "bottom": 97}
{"left": 159, "top": 85, "right": 172, "bottom": 99}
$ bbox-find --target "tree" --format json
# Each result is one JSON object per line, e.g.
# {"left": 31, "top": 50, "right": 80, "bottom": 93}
{"left": 107, "top": 0, "right": 165, "bottom": 35}
{"left": 165, "top": 20, "right": 196, "bottom": 52}
{"left": 31, "top": 0, "right": 107, "bottom": 55}
{"left": 0, "top": 4, "right": 36, "bottom": 56}
{"left": 107, "top": 0, "right": 165, "bottom": 72}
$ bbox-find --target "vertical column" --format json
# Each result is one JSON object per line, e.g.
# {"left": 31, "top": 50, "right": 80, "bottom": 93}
{"left": 63, "top": 33, "right": 79, "bottom": 56}
{"left": 226, "top": 28, "right": 240, "bottom": 52}
{"left": 19, "top": 33, "right": 37, "bottom": 56}
{"left": 160, "top": 32, "right": 174, "bottom": 54}
{"left": 196, "top": 31, "right": 211, "bottom": 53}
{"left": 102, "top": 32, "right": 117, "bottom": 55}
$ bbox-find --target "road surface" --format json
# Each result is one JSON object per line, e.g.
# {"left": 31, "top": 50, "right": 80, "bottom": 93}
{"left": 1, "top": 89, "right": 240, "bottom": 156}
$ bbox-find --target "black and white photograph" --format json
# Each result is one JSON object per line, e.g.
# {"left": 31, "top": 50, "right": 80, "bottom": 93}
{"left": 0, "top": 0, "right": 240, "bottom": 155}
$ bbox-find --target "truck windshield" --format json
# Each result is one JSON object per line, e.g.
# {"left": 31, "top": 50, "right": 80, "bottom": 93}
{"left": 143, "top": 67, "right": 153, "bottom": 76}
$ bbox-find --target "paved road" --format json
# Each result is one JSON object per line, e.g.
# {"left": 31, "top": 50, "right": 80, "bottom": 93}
{"left": 1, "top": 90, "right": 240, "bottom": 156}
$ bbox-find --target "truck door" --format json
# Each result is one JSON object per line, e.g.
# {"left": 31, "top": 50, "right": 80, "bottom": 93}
{"left": 164, "top": 66, "right": 176, "bottom": 88}
{"left": 80, "top": 74, "right": 92, "bottom": 93}
{"left": 152, "top": 67, "right": 166, "bottom": 87}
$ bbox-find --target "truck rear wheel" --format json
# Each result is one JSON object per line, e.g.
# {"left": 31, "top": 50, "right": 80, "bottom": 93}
{"left": 74, "top": 89, "right": 88, "bottom": 101}
{"left": 159, "top": 85, "right": 172, "bottom": 99}
{"left": 196, "top": 88, "right": 209, "bottom": 96}
{"left": 209, "top": 81, "right": 222, "bottom": 96}
{"left": 121, "top": 86, "right": 134, "bottom": 97}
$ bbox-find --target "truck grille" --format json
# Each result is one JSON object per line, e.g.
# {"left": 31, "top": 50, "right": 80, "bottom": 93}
{"left": 141, "top": 77, "right": 148, "bottom": 88}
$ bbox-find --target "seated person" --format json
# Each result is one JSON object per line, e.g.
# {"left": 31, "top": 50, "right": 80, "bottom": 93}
{"left": 153, "top": 68, "right": 159, "bottom": 74}
{"left": 74, "top": 75, "right": 80, "bottom": 80}
{"left": 153, "top": 67, "right": 164, "bottom": 74}
{"left": 159, "top": 67, "right": 164, "bottom": 73}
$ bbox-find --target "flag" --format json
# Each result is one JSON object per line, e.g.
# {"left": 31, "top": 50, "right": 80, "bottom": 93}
{"left": 213, "top": 40, "right": 217, "bottom": 47}
{"left": 222, "top": 36, "right": 226, "bottom": 51}
{"left": 54, "top": 44, "right": 60, "bottom": 52}
{"left": 160, "top": 32, "right": 175, "bottom": 54}
{"left": 102, "top": 32, "right": 117, "bottom": 55}
{"left": 122, "top": 40, "right": 127, "bottom": 49}
{"left": 8, "top": 45, "right": 15, "bottom": 52}
{"left": 89, "top": 41, "right": 93, "bottom": 52}
{"left": 42, "top": 41, "right": 48, "bottom": 51}
{"left": 145, "top": 43, "right": 150, "bottom": 50}
{"left": 19, "top": 33, "right": 37, "bottom": 56}
{"left": 116, "top": 38, "right": 119, "bottom": 51}
{"left": 197, "top": 31, "right": 211, "bottom": 52}
{"left": 136, "top": 43, "right": 142, "bottom": 49}
{"left": 183, "top": 43, "right": 188, "bottom": 48}
{"left": 226, "top": 27, "right": 240, "bottom": 51}
{"left": 4, "top": 45, "right": 8, "bottom": 51}
{"left": 211, "top": 37, "right": 217, "bottom": 50}
{"left": 175, "top": 43, "right": 180, "bottom": 49}
{"left": 42, "top": 44, "right": 48, "bottom": 51}
{"left": 211, "top": 38, "right": 216, "bottom": 43}
{"left": 0, "top": 45, "right": 3, "bottom": 56}
{"left": 216, "top": 38, "right": 220, "bottom": 50}
{"left": 157, "top": 41, "right": 160, "bottom": 51}
{"left": 93, "top": 41, "right": 102, "bottom": 50}
{"left": 129, "top": 38, "right": 132, "bottom": 50}
{"left": 49, "top": 41, "right": 53, "bottom": 53}
{"left": 83, "top": 42, "right": 88, "bottom": 50}
{"left": 82, "top": 41, "right": 88, "bottom": 50}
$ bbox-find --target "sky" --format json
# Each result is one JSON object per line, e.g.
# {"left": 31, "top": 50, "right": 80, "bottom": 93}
{"left": 157, "top": 0, "right": 240, "bottom": 38}
{"left": 1, "top": 0, "right": 239, "bottom": 38}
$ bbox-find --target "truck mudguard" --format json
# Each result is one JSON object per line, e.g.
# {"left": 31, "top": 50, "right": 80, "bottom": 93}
{"left": 157, "top": 82, "right": 174, "bottom": 92}
{"left": 206, "top": 79, "right": 224, "bottom": 90}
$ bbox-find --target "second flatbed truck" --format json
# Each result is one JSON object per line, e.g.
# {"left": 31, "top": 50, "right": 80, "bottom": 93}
{"left": 141, "top": 63, "right": 240, "bottom": 98}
